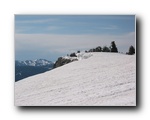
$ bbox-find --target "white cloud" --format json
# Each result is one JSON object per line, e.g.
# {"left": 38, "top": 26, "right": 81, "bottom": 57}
{"left": 15, "top": 26, "right": 35, "bottom": 33}
{"left": 99, "top": 25, "right": 119, "bottom": 30}
{"left": 15, "top": 32, "right": 135, "bottom": 54}
{"left": 47, "top": 26, "right": 62, "bottom": 31}
{"left": 16, "top": 18, "right": 58, "bottom": 24}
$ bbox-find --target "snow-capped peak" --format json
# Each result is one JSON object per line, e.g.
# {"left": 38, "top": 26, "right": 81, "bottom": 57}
{"left": 15, "top": 59, "right": 54, "bottom": 67}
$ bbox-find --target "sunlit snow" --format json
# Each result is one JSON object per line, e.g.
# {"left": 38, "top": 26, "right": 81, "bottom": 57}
{"left": 15, "top": 53, "right": 136, "bottom": 106}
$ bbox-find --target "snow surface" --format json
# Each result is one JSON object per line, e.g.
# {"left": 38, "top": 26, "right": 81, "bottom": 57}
{"left": 62, "top": 52, "right": 93, "bottom": 61}
{"left": 15, "top": 53, "right": 136, "bottom": 106}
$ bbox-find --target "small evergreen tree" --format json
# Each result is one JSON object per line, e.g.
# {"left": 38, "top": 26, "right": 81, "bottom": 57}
{"left": 102, "top": 46, "right": 110, "bottom": 52}
{"left": 93, "top": 48, "right": 96, "bottom": 52}
{"left": 96, "top": 46, "right": 102, "bottom": 52}
{"left": 88, "top": 49, "right": 93, "bottom": 52}
{"left": 128, "top": 45, "right": 135, "bottom": 55}
{"left": 110, "top": 41, "right": 118, "bottom": 53}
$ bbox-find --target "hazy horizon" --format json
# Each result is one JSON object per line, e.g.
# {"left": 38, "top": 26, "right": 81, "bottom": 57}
{"left": 15, "top": 15, "right": 135, "bottom": 62}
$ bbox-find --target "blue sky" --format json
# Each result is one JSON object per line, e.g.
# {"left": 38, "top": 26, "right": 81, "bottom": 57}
{"left": 15, "top": 15, "right": 135, "bottom": 62}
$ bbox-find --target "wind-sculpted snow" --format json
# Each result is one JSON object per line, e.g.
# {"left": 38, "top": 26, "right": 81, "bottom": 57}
{"left": 76, "top": 52, "right": 93, "bottom": 60}
{"left": 15, "top": 53, "right": 136, "bottom": 106}
{"left": 62, "top": 52, "right": 93, "bottom": 61}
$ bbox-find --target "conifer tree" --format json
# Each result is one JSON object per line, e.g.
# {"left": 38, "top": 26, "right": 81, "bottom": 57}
{"left": 110, "top": 41, "right": 118, "bottom": 53}
{"left": 128, "top": 45, "right": 135, "bottom": 55}
{"left": 102, "top": 46, "right": 110, "bottom": 52}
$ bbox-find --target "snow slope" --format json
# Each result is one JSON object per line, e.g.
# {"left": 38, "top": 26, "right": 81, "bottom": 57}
{"left": 15, "top": 53, "right": 136, "bottom": 106}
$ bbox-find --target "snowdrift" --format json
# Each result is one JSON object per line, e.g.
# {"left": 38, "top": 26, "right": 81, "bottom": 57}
{"left": 15, "top": 53, "right": 136, "bottom": 106}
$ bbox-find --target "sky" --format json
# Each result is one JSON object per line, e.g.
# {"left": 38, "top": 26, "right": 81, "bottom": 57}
{"left": 15, "top": 15, "right": 135, "bottom": 62}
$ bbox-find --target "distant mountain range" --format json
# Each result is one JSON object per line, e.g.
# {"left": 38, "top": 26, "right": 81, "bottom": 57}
{"left": 15, "top": 59, "right": 54, "bottom": 82}
{"left": 15, "top": 59, "right": 54, "bottom": 67}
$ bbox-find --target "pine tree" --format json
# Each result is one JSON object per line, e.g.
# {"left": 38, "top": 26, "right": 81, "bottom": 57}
{"left": 110, "top": 41, "right": 118, "bottom": 53}
{"left": 77, "top": 50, "right": 80, "bottom": 53}
{"left": 102, "top": 46, "right": 110, "bottom": 52}
{"left": 96, "top": 46, "right": 102, "bottom": 52}
{"left": 128, "top": 45, "right": 135, "bottom": 55}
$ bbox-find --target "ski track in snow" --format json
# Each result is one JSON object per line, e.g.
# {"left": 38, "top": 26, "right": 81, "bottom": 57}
{"left": 15, "top": 53, "right": 136, "bottom": 106}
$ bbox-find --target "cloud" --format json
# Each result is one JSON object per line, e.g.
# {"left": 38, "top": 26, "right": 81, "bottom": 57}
{"left": 15, "top": 18, "right": 61, "bottom": 33}
{"left": 99, "top": 25, "right": 119, "bottom": 30}
{"left": 16, "top": 25, "right": 62, "bottom": 34}
{"left": 47, "top": 26, "right": 62, "bottom": 31}
{"left": 16, "top": 18, "right": 58, "bottom": 24}
{"left": 15, "top": 26, "right": 35, "bottom": 33}
{"left": 15, "top": 32, "right": 135, "bottom": 54}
